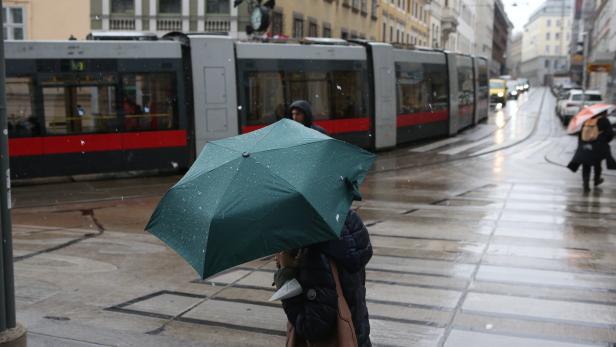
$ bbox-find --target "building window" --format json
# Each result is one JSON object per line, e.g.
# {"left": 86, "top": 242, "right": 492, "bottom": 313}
{"left": 545, "top": 59, "right": 550, "bottom": 68}
{"left": 553, "top": 60, "right": 559, "bottom": 69}
{"left": 371, "top": 0, "right": 378, "bottom": 18}
{"left": 293, "top": 17, "right": 304, "bottom": 38}
{"left": 556, "top": 19, "right": 561, "bottom": 26}
{"left": 546, "top": 33, "right": 550, "bottom": 40}
{"left": 555, "top": 45, "right": 560, "bottom": 54}
{"left": 545, "top": 45, "right": 550, "bottom": 54}
{"left": 271, "top": 11, "right": 283, "bottom": 35}
{"left": 555, "top": 33, "right": 560, "bottom": 40}
{"left": 382, "top": 22, "right": 386, "bottom": 41}
{"left": 111, "top": 0, "right": 134, "bottom": 13}
{"left": 2, "top": 7, "right": 25, "bottom": 40}
{"left": 308, "top": 21, "right": 318, "bottom": 37}
{"left": 323, "top": 24, "right": 331, "bottom": 38}
{"left": 159, "top": 0, "right": 181, "bottom": 13}
{"left": 546, "top": 19, "right": 551, "bottom": 26}
{"left": 341, "top": 29, "right": 349, "bottom": 39}
{"left": 390, "top": 25, "right": 393, "bottom": 42}
{"left": 206, "top": 0, "right": 229, "bottom": 14}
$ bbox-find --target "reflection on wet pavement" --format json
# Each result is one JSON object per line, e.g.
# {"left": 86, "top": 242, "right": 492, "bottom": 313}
{"left": 9, "top": 88, "right": 616, "bottom": 346}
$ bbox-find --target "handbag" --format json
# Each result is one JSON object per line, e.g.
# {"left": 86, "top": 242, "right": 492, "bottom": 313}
{"left": 286, "top": 260, "right": 358, "bottom": 347}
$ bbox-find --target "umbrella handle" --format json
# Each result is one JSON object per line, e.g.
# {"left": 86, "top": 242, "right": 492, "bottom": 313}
{"left": 343, "top": 177, "right": 363, "bottom": 201}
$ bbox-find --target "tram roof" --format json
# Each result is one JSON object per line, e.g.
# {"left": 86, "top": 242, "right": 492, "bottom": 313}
{"left": 3, "top": 40, "right": 182, "bottom": 59}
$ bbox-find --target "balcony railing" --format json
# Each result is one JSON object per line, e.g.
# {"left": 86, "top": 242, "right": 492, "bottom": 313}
{"left": 204, "top": 15, "right": 230, "bottom": 32}
{"left": 109, "top": 17, "right": 136, "bottom": 30}
{"left": 157, "top": 18, "right": 183, "bottom": 31}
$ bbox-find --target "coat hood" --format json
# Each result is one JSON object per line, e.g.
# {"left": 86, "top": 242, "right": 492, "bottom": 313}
{"left": 288, "top": 100, "right": 314, "bottom": 127}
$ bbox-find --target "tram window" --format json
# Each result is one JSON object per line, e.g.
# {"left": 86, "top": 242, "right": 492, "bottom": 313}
{"left": 396, "top": 62, "right": 448, "bottom": 116}
{"left": 43, "top": 84, "right": 117, "bottom": 135}
{"left": 246, "top": 72, "right": 285, "bottom": 125}
{"left": 241, "top": 62, "right": 369, "bottom": 126}
{"left": 287, "top": 72, "right": 332, "bottom": 121}
{"left": 458, "top": 57, "right": 475, "bottom": 117}
{"left": 6, "top": 77, "right": 39, "bottom": 137}
{"left": 331, "top": 71, "right": 368, "bottom": 119}
{"left": 121, "top": 73, "right": 178, "bottom": 131}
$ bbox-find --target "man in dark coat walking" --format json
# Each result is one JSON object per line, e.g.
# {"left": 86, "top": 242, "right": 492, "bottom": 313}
{"left": 568, "top": 111, "right": 615, "bottom": 192}
{"left": 274, "top": 209, "right": 372, "bottom": 346}
{"left": 288, "top": 100, "right": 328, "bottom": 134}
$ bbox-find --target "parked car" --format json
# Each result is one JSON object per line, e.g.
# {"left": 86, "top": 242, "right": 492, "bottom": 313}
{"left": 556, "top": 90, "right": 603, "bottom": 125}
{"left": 490, "top": 78, "right": 507, "bottom": 105}
{"left": 506, "top": 80, "right": 520, "bottom": 99}
{"left": 518, "top": 78, "right": 530, "bottom": 92}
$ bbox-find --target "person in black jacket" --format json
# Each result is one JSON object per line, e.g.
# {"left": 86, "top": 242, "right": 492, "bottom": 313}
{"left": 274, "top": 209, "right": 372, "bottom": 346}
{"left": 287, "top": 100, "right": 328, "bottom": 135}
{"left": 568, "top": 111, "right": 615, "bottom": 192}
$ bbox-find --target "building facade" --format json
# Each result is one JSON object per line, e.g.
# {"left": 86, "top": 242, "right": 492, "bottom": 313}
{"left": 441, "top": 0, "right": 459, "bottom": 50}
{"left": 587, "top": 0, "right": 616, "bottom": 102}
{"left": 428, "top": 0, "right": 443, "bottom": 48}
{"left": 3, "top": 0, "right": 89, "bottom": 40}
{"left": 520, "top": 0, "right": 573, "bottom": 85}
{"left": 507, "top": 32, "right": 523, "bottom": 78}
{"left": 474, "top": 0, "right": 494, "bottom": 59}
{"left": 457, "top": 0, "right": 476, "bottom": 54}
{"left": 378, "top": 0, "right": 430, "bottom": 45}
{"left": 491, "top": 0, "right": 512, "bottom": 75}
{"left": 90, "top": 0, "right": 249, "bottom": 38}
{"left": 270, "top": 0, "right": 378, "bottom": 40}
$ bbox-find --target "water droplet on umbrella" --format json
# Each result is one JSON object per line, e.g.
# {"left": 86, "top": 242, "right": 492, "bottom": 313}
{"left": 171, "top": 161, "right": 179, "bottom": 168}
{"left": 238, "top": 105, "right": 243, "bottom": 110}
{"left": 80, "top": 140, "right": 85, "bottom": 145}
{"left": 336, "top": 85, "right": 342, "bottom": 91}
{"left": 336, "top": 214, "right": 340, "bottom": 222}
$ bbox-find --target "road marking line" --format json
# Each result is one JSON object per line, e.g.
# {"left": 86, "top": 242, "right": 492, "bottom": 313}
{"left": 409, "top": 137, "right": 465, "bottom": 152}
{"left": 439, "top": 138, "right": 494, "bottom": 156}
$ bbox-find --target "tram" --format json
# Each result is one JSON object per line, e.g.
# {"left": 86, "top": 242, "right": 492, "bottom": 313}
{"left": 4, "top": 36, "right": 489, "bottom": 179}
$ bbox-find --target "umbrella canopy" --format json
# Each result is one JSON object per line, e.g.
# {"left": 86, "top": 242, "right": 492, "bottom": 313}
{"left": 146, "top": 119, "right": 375, "bottom": 279}
{"left": 567, "top": 103, "right": 616, "bottom": 134}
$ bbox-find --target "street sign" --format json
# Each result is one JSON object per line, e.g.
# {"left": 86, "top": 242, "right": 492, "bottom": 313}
{"left": 587, "top": 63, "right": 613, "bottom": 73}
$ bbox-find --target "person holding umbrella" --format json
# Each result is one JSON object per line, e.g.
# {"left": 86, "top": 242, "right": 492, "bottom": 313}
{"left": 568, "top": 108, "right": 615, "bottom": 192}
{"left": 274, "top": 208, "right": 373, "bottom": 347}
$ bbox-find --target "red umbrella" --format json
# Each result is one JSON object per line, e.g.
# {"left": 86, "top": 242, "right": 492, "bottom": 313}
{"left": 567, "top": 103, "right": 615, "bottom": 134}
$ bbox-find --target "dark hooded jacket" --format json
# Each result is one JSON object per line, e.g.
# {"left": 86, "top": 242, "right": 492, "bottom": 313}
{"left": 281, "top": 209, "right": 372, "bottom": 346}
{"left": 568, "top": 114, "right": 616, "bottom": 171}
{"left": 288, "top": 100, "right": 328, "bottom": 135}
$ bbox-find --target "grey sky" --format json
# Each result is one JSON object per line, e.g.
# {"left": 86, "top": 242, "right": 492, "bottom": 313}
{"left": 502, "top": 0, "right": 544, "bottom": 33}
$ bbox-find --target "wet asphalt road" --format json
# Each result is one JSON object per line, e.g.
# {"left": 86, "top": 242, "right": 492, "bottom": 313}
{"left": 9, "top": 88, "right": 616, "bottom": 346}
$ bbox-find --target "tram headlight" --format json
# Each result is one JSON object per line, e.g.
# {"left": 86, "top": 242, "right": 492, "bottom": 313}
{"left": 497, "top": 92, "right": 504, "bottom": 97}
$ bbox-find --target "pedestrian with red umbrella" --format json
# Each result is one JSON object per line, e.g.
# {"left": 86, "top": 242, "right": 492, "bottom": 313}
{"left": 567, "top": 107, "right": 616, "bottom": 192}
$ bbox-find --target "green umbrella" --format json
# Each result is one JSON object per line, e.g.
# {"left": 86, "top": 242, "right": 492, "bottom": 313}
{"left": 146, "top": 118, "right": 375, "bottom": 279}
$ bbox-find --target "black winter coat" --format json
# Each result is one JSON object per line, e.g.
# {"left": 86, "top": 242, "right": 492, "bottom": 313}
{"left": 281, "top": 209, "right": 372, "bottom": 347}
{"left": 568, "top": 116, "right": 616, "bottom": 171}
